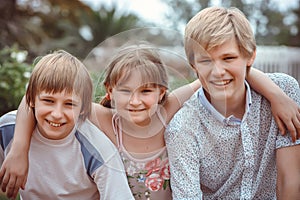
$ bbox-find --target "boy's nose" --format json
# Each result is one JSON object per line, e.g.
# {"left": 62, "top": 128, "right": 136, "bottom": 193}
{"left": 51, "top": 104, "right": 63, "bottom": 119}
{"left": 211, "top": 62, "right": 226, "bottom": 77}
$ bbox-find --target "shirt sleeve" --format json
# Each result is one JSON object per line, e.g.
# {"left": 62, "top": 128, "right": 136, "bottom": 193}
{"left": 266, "top": 73, "right": 300, "bottom": 148}
{"left": 165, "top": 107, "right": 203, "bottom": 200}
{"left": 92, "top": 149, "right": 134, "bottom": 200}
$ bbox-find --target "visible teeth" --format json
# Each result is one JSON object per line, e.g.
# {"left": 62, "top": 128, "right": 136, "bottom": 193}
{"left": 214, "top": 80, "right": 230, "bottom": 86}
{"left": 49, "top": 121, "right": 62, "bottom": 127}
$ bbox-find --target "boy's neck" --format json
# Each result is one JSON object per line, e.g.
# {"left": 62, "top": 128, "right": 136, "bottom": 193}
{"left": 205, "top": 89, "right": 247, "bottom": 119}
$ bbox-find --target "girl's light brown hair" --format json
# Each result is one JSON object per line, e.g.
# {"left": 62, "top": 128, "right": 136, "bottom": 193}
{"left": 184, "top": 6, "right": 256, "bottom": 66}
{"left": 26, "top": 50, "right": 93, "bottom": 120}
{"left": 100, "top": 42, "right": 168, "bottom": 108}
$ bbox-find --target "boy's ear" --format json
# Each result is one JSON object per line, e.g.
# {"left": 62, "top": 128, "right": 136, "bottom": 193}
{"left": 247, "top": 50, "right": 256, "bottom": 67}
{"left": 106, "top": 86, "right": 113, "bottom": 96}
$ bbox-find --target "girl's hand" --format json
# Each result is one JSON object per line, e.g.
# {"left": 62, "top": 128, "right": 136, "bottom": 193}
{"left": 0, "top": 146, "right": 28, "bottom": 199}
{"left": 271, "top": 94, "right": 300, "bottom": 142}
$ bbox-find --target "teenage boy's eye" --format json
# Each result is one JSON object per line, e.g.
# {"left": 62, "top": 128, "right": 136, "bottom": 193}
{"left": 224, "top": 56, "right": 236, "bottom": 61}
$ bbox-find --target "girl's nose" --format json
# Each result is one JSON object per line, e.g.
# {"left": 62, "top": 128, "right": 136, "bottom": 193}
{"left": 129, "top": 93, "right": 141, "bottom": 105}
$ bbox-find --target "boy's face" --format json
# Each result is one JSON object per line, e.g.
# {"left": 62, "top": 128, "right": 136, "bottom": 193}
{"left": 192, "top": 37, "right": 253, "bottom": 106}
{"left": 34, "top": 90, "right": 82, "bottom": 140}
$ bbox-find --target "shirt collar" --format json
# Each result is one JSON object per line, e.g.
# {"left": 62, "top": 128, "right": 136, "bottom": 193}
{"left": 198, "top": 80, "right": 252, "bottom": 125}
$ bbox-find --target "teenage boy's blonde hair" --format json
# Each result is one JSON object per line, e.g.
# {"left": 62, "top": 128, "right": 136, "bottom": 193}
{"left": 26, "top": 50, "right": 93, "bottom": 120}
{"left": 184, "top": 6, "right": 256, "bottom": 66}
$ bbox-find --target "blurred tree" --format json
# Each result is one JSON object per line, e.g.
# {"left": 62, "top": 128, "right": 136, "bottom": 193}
{"left": 163, "top": 0, "right": 300, "bottom": 46}
{"left": 0, "top": 0, "right": 140, "bottom": 60}
{"left": 0, "top": 45, "right": 32, "bottom": 116}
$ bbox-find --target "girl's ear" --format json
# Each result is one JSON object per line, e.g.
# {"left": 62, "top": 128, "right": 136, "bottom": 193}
{"left": 247, "top": 50, "right": 256, "bottom": 67}
{"left": 159, "top": 87, "right": 167, "bottom": 102}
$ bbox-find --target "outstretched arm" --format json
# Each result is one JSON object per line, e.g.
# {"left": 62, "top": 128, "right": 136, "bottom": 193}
{"left": 164, "top": 79, "right": 201, "bottom": 122}
{"left": 0, "top": 97, "right": 35, "bottom": 199}
{"left": 247, "top": 68, "right": 300, "bottom": 142}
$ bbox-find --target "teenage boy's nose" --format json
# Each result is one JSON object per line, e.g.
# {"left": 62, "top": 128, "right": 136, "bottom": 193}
{"left": 211, "top": 62, "right": 226, "bottom": 77}
{"left": 51, "top": 104, "right": 63, "bottom": 119}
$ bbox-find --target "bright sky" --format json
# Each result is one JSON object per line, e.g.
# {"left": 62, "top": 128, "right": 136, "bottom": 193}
{"left": 80, "top": 0, "right": 168, "bottom": 26}
{"left": 80, "top": 0, "right": 299, "bottom": 30}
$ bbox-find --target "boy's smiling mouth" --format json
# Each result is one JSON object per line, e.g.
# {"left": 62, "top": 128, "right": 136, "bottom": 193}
{"left": 211, "top": 79, "right": 232, "bottom": 86}
{"left": 46, "top": 119, "right": 64, "bottom": 127}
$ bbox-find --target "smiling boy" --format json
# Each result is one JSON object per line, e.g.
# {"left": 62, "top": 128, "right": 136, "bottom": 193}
{"left": 165, "top": 7, "right": 300, "bottom": 200}
{"left": 0, "top": 50, "right": 133, "bottom": 199}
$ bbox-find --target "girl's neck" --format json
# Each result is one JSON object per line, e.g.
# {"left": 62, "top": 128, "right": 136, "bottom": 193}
{"left": 120, "top": 112, "right": 165, "bottom": 139}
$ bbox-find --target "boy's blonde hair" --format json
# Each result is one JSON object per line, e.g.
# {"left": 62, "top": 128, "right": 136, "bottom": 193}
{"left": 184, "top": 6, "right": 256, "bottom": 66}
{"left": 26, "top": 50, "right": 93, "bottom": 120}
{"left": 101, "top": 42, "right": 168, "bottom": 108}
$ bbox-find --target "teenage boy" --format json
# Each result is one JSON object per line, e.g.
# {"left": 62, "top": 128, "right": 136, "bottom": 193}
{"left": 0, "top": 50, "right": 134, "bottom": 199}
{"left": 165, "top": 7, "right": 300, "bottom": 200}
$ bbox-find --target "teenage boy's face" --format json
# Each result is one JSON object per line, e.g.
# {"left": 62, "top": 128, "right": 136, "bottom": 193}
{"left": 193, "top": 37, "right": 252, "bottom": 105}
{"left": 34, "top": 90, "right": 82, "bottom": 140}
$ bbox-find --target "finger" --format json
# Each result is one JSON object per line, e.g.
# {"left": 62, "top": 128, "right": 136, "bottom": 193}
{"left": 296, "top": 112, "right": 300, "bottom": 139}
{"left": 0, "top": 167, "right": 5, "bottom": 185}
{"left": 10, "top": 176, "right": 23, "bottom": 199}
{"left": 11, "top": 189, "right": 19, "bottom": 200}
{"left": 274, "top": 116, "right": 286, "bottom": 135}
{"left": 5, "top": 175, "right": 16, "bottom": 199}
{"left": 1, "top": 171, "right": 9, "bottom": 192}
{"left": 21, "top": 174, "right": 28, "bottom": 190}
{"left": 285, "top": 121, "right": 296, "bottom": 143}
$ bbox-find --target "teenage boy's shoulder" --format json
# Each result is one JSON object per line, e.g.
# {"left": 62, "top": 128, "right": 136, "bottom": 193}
{"left": 266, "top": 73, "right": 299, "bottom": 98}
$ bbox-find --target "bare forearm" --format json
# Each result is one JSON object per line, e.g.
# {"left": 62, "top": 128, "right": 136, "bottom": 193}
{"left": 11, "top": 96, "right": 35, "bottom": 152}
{"left": 246, "top": 68, "right": 284, "bottom": 100}
{"left": 169, "top": 79, "right": 201, "bottom": 107}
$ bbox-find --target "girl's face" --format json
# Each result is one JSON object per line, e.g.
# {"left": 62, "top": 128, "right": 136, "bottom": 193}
{"left": 34, "top": 90, "right": 82, "bottom": 140}
{"left": 108, "top": 71, "right": 166, "bottom": 126}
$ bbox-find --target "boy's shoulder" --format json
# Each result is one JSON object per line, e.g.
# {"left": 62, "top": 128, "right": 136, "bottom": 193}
{"left": 266, "top": 73, "right": 299, "bottom": 89}
{"left": 0, "top": 110, "right": 17, "bottom": 127}
{"left": 75, "top": 120, "right": 119, "bottom": 160}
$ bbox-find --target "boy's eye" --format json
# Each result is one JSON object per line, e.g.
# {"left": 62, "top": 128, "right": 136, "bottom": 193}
{"left": 119, "top": 89, "right": 131, "bottom": 93}
{"left": 198, "top": 59, "right": 211, "bottom": 64}
{"left": 65, "top": 102, "right": 77, "bottom": 107}
{"left": 224, "top": 56, "right": 237, "bottom": 61}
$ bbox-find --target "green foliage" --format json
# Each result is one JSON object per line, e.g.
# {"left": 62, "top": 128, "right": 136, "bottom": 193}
{"left": 0, "top": 194, "right": 20, "bottom": 200}
{"left": 90, "top": 70, "right": 106, "bottom": 103}
{"left": 163, "top": 0, "right": 300, "bottom": 46}
{"left": 0, "top": 45, "right": 32, "bottom": 116}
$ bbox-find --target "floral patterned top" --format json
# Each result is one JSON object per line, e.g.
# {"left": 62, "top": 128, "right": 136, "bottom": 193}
{"left": 112, "top": 114, "right": 172, "bottom": 200}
